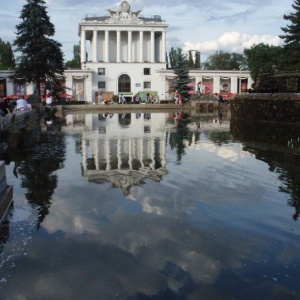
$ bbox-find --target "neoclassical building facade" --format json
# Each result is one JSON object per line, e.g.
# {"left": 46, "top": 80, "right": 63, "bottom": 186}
{"left": 64, "top": 1, "right": 253, "bottom": 103}
{"left": 0, "top": 1, "right": 253, "bottom": 101}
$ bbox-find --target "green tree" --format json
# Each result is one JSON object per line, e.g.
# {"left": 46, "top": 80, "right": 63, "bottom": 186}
{"left": 279, "top": 0, "right": 300, "bottom": 70}
{"left": 203, "top": 50, "right": 246, "bottom": 70}
{"left": 187, "top": 50, "right": 200, "bottom": 69}
{"left": 243, "top": 43, "right": 283, "bottom": 83}
{"left": 0, "top": 39, "right": 15, "bottom": 70}
{"left": 167, "top": 47, "right": 181, "bottom": 69}
{"left": 194, "top": 51, "right": 200, "bottom": 69}
{"left": 65, "top": 43, "right": 81, "bottom": 69}
{"left": 172, "top": 48, "right": 193, "bottom": 100}
{"left": 13, "top": 0, "right": 65, "bottom": 98}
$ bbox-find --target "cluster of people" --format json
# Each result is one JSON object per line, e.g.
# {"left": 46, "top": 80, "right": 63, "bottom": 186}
{"left": 0, "top": 95, "right": 32, "bottom": 118}
{"left": 15, "top": 96, "right": 31, "bottom": 110}
{"left": 97, "top": 93, "right": 115, "bottom": 105}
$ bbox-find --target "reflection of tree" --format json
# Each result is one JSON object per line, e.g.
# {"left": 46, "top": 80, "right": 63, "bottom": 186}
{"left": 0, "top": 220, "right": 10, "bottom": 254}
{"left": 232, "top": 120, "right": 300, "bottom": 221}
{"left": 19, "top": 159, "right": 57, "bottom": 227}
{"left": 251, "top": 149, "right": 300, "bottom": 221}
{"left": 278, "top": 168, "right": 300, "bottom": 221}
{"left": 169, "top": 113, "right": 191, "bottom": 162}
{"left": 1, "top": 131, "right": 66, "bottom": 228}
{"left": 206, "top": 131, "right": 231, "bottom": 146}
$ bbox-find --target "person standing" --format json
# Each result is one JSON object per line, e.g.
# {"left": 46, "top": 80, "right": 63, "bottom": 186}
{"left": 197, "top": 81, "right": 202, "bottom": 94}
{"left": 97, "top": 92, "right": 103, "bottom": 104}
{"left": 215, "top": 92, "right": 224, "bottom": 103}
{"left": 178, "top": 94, "right": 183, "bottom": 106}
{"left": 135, "top": 93, "right": 140, "bottom": 104}
{"left": 120, "top": 94, "right": 126, "bottom": 104}
{"left": 15, "top": 96, "right": 29, "bottom": 111}
{"left": 46, "top": 94, "right": 53, "bottom": 106}
{"left": 146, "top": 93, "right": 150, "bottom": 103}
{"left": 174, "top": 90, "right": 179, "bottom": 104}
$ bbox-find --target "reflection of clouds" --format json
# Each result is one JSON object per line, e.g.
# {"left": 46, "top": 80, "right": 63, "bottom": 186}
{"left": 190, "top": 141, "right": 248, "bottom": 162}
{"left": 3, "top": 185, "right": 298, "bottom": 298}
{"left": 41, "top": 190, "right": 267, "bottom": 295}
{"left": 40, "top": 206, "right": 279, "bottom": 300}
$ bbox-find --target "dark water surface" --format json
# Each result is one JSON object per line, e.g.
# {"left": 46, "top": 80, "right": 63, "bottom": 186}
{"left": 0, "top": 110, "right": 299, "bottom": 300}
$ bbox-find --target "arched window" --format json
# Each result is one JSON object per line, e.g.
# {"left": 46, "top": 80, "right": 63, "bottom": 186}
{"left": 118, "top": 74, "right": 131, "bottom": 93}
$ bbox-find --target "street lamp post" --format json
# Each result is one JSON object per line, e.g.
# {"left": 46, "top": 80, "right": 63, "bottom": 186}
{"left": 239, "top": 65, "right": 242, "bottom": 94}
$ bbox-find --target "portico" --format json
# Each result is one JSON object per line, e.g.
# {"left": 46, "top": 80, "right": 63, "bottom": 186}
{"left": 80, "top": 28, "right": 166, "bottom": 64}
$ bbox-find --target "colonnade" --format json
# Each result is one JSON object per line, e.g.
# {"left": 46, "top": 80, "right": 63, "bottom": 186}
{"left": 80, "top": 29, "right": 166, "bottom": 64}
{"left": 82, "top": 135, "right": 167, "bottom": 173}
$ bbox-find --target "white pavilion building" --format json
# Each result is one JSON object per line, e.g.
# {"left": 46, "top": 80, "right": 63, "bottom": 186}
{"left": 0, "top": 1, "right": 253, "bottom": 101}
{"left": 64, "top": 0, "right": 253, "bottom": 103}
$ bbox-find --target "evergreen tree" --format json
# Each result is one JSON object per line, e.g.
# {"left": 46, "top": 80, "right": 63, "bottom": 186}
{"left": 280, "top": 0, "right": 300, "bottom": 70}
{"left": 13, "top": 0, "right": 65, "bottom": 97}
{"left": 172, "top": 48, "right": 193, "bottom": 100}
{"left": 0, "top": 39, "right": 15, "bottom": 70}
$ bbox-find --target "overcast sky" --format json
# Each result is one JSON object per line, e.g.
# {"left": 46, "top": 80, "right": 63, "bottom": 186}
{"left": 0, "top": 0, "right": 292, "bottom": 62}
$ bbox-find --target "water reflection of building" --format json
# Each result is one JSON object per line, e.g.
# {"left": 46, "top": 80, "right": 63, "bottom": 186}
{"left": 64, "top": 112, "right": 168, "bottom": 195}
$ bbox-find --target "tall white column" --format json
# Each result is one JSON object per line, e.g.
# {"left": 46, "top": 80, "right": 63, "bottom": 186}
{"left": 139, "top": 138, "right": 144, "bottom": 167}
{"left": 151, "top": 31, "right": 155, "bottom": 63}
{"left": 82, "top": 132, "right": 87, "bottom": 174}
{"left": 117, "top": 31, "right": 121, "bottom": 63}
{"left": 93, "top": 30, "right": 98, "bottom": 62}
{"left": 139, "top": 31, "right": 144, "bottom": 63}
{"left": 94, "top": 139, "right": 99, "bottom": 170}
{"left": 231, "top": 77, "right": 238, "bottom": 94}
{"left": 213, "top": 76, "right": 221, "bottom": 94}
{"left": 117, "top": 139, "right": 122, "bottom": 169}
{"left": 128, "top": 31, "right": 132, "bottom": 63}
{"left": 106, "top": 140, "right": 111, "bottom": 171}
{"left": 128, "top": 139, "right": 132, "bottom": 170}
{"left": 150, "top": 139, "right": 155, "bottom": 169}
{"left": 81, "top": 29, "right": 86, "bottom": 63}
{"left": 105, "top": 30, "right": 109, "bottom": 62}
{"left": 160, "top": 138, "right": 166, "bottom": 167}
{"left": 161, "top": 31, "right": 166, "bottom": 63}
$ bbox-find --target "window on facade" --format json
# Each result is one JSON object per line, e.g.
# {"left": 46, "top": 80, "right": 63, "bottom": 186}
{"left": 118, "top": 74, "right": 131, "bottom": 93}
{"left": 98, "top": 68, "right": 105, "bottom": 75}
{"left": 144, "top": 68, "right": 151, "bottom": 75}
{"left": 144, "top": 82, "right": 151, "bottom": 89}
{"left": 98, "top": 81, "right": 106, "bottom": 89}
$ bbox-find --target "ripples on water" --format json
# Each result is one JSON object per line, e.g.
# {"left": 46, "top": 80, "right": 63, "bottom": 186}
{"left": 0, "top": 110, "right": 299, "bottom": 300}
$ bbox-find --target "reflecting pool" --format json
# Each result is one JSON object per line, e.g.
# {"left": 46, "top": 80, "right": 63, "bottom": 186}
{"left": 0, "top": 110, "right": 299, "bottom": 300}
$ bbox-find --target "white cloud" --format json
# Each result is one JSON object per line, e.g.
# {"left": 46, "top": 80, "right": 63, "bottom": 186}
{"left": 183, "top": 32, "right": 284, "bottom": 60}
